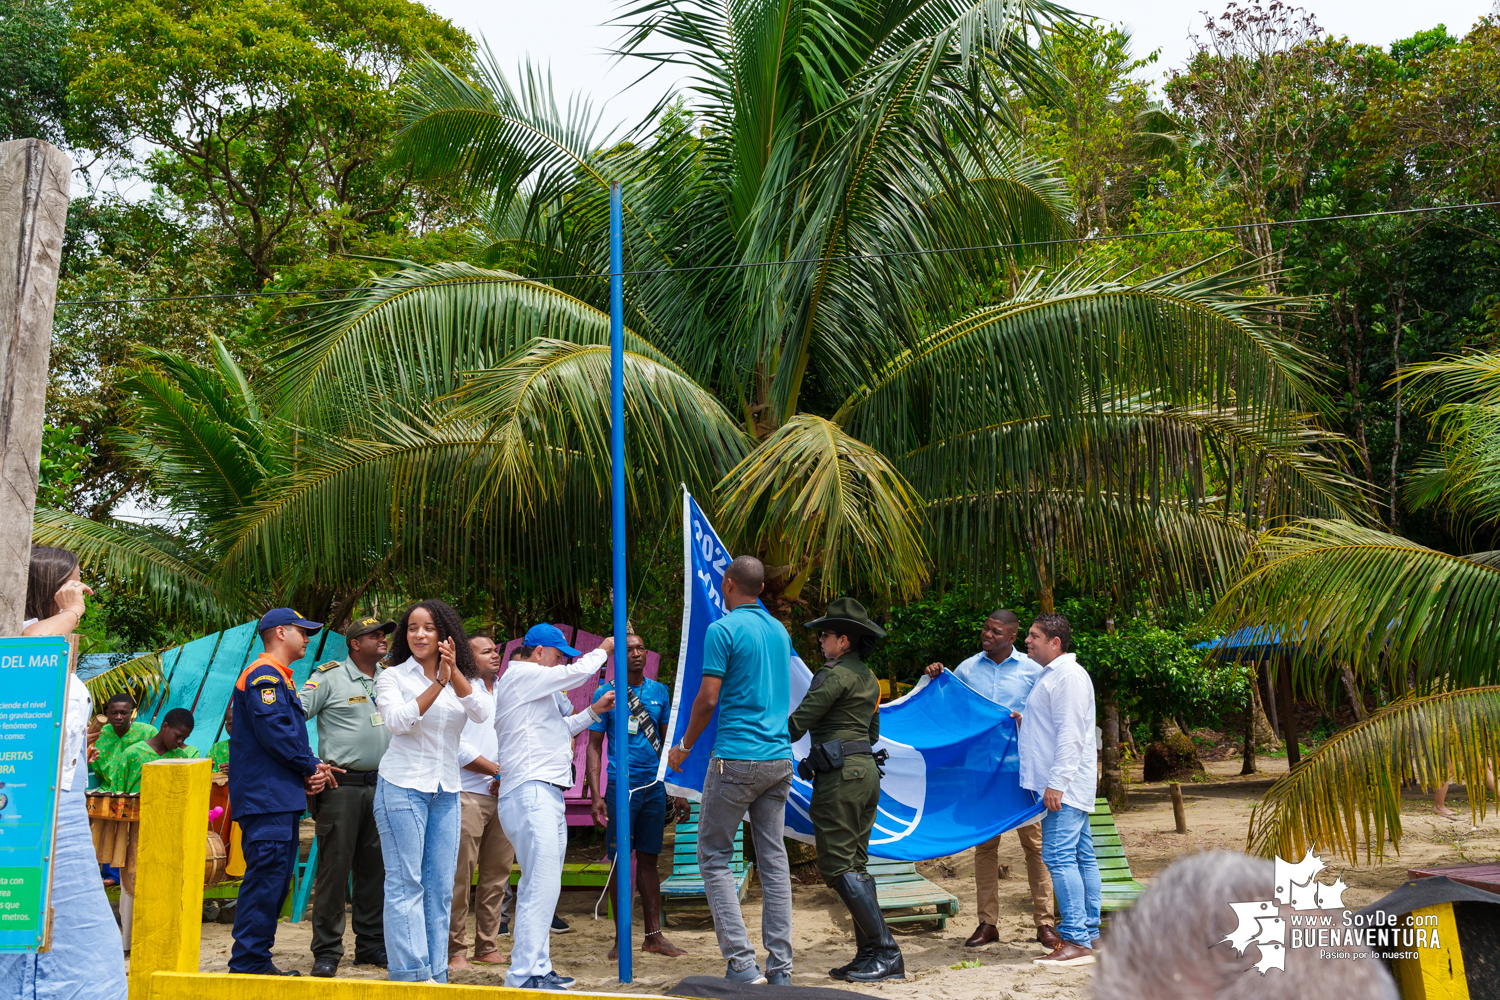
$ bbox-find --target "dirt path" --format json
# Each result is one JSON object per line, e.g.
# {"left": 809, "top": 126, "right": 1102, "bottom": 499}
{"left": 181, "top": 760, "right": 1498, "bottom": 998}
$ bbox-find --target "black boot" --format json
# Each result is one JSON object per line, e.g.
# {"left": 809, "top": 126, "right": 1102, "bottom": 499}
{"left": 827, "top": 877, "right": 872, "bottom": 981}
{"left": 830, "top": 872, "right": 905, "bottom": 982}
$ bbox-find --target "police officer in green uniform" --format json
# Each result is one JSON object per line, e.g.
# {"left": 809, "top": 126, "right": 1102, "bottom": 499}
{"left": 791, "top": 597, "right": 904, "bottom": 983}
{"left": 300, "top": 616, "right": 396, "bottom": 977}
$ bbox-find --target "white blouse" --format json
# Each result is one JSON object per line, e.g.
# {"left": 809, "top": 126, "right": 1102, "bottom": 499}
{"left": 21, "top": 618, "right": 88, "bottom": 793}
{"left": 376, "top": 656, "right": 494, "bottom": 793}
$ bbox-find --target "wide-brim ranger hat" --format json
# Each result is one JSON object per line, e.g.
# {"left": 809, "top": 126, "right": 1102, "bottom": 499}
{"left": 344, "top": 616, "right": 397, "bottom": 640}
{"left": 524, "top": 622, "right": 582, "bottom": 658}
{"left": 804, "top": 597, "right": 886, "bottom": 638}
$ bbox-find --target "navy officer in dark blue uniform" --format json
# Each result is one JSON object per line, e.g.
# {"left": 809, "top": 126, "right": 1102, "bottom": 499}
{"left": 228, "top": 608, "right": 340, "bottom": 976}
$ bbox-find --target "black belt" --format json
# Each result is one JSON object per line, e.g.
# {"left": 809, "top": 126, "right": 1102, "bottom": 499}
{"left": 800, "top": 738, "right": 875, "bottom": 779}
{"left": 336, "top": 769, "right": 380, "bottom": 786}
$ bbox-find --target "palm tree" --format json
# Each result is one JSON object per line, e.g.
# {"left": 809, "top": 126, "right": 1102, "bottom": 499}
{"left": 1212, "top": 350, "right": 1500, "bottom": 860}
{"left": 217, "top": 0, "right": 1362, "bottom": 616}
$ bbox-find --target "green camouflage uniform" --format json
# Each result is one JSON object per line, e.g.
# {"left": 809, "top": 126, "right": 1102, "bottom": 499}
{"left": 788, "top": 652, "right": 882, "bottom": 880}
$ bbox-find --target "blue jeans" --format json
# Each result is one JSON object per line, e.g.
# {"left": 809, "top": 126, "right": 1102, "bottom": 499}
{"left": 372, "top": 778, "right": 461, "bottom": 982}
{"left": 0, "top": 761, "right": 127, "bottom": 998}
{"left": 1040, "top": 804, "right": 1102, "bottom": 947}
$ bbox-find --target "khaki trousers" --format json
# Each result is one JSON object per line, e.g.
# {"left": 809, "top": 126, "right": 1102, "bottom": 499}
{"left": 448, "top": 791, "right": 516, "bottom": 957}
{"left": 975, "top": 818, "right": 1055, "bottom": 927}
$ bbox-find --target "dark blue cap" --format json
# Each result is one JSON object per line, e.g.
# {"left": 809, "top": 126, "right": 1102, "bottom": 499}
{"left": 523, "top": 623, "right": 581, "bottom": 658}
{"left": 258, "top": 608, "right": 323, "bottom": 633}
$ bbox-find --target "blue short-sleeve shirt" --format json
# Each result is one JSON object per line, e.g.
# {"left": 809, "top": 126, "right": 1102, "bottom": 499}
{"left": 701, "top": 604, "right": 792, "bottom": 761}
{"left": 589, "top": 677, "right": 671, "bottom": 786}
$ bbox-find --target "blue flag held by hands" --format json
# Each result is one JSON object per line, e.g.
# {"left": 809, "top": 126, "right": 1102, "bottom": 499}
{"left": 659, "top": 489, "right": 1043, "bottom": 861}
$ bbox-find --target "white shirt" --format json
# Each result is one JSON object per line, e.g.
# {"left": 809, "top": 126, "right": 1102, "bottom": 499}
{"left": 457, "top": 676, "right": 501, "bottom": 795}
{"left": 376, "top": 656, "right": 494, "bottom": 793}
{"left": 62, "top": 674, "right": 90, "bottom": 792}
{"left": 22, "top": 618, "right": 89, "bottom": 793}
{"left": 492, "top": 651, "right": 606, "bottom": 797}
{"left": 1018, "top": 653, "right": 1098, "bottom": 814}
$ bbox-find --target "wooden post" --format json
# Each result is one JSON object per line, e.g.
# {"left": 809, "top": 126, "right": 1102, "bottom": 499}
{"left": 128, "top": 758, "right": 212, "bottom": 1000}
{"left": 0, "top": 138, "right": 70, "bottom": 635}
{"left": 1169, "top": 782, "right": 1187, "bottom": 833}
{"left": 1277, "top": 658, "right": 1300, "bottom": 768}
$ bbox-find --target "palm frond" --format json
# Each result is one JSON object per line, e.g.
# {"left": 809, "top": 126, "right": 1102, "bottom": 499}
{"left": 1246, "top": 687, "right": 1500, "bottom": 862}
{"left": 1208, "top": 520, "right": 1500, "bottom": 692}
{"left": 31, "top": 507, "right": 235, "bottom": 617}
{"left": 269, "top": 262, "right": 677, "bottom": 422}
{"left": 84, "top": 653, "right": 166, "bottom": 708}
{"left": 714, "top": 414, "right": 929, "bottom": 599}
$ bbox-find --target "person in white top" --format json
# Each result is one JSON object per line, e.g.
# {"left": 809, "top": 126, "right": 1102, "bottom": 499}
{"left": 372, "top": 600, "right": 493, "bottom": 984}
{"left": 447, "top": 633, "right": 516, "bottom": 973}
{"left": 1014, "top": 612, "right": 1101, "bottom": 969}
{"left": 492, "top": 624, "right": 615, "bottom": 991}
{"left": 4, "top": 545, "right": 127, "bottom": 999}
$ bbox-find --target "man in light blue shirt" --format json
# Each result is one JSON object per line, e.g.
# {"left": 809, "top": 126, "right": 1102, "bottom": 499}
{"left": 925, "top": 610, "right": 1058, "bottom": 952}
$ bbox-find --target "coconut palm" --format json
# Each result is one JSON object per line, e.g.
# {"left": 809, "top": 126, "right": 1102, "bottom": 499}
{"left": 216, "top": 0, "right": 1363, "bottom": 614}
{"left": 1212, "top": 350, "right": 1500, "bottom": 859}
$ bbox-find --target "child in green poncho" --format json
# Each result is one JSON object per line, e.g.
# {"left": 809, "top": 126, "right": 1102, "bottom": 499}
{"left": 114, "top": 708, "right": 200, "bottom": 794}
{"left": 93, "top": 693, "right": 157, "bottom": 790}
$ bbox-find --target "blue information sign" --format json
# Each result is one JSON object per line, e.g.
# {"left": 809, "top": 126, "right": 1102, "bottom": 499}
{"left": 0, "top": 636, "right": 69, "bottom": 951}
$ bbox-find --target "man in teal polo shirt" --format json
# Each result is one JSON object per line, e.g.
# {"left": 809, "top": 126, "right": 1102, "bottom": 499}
{"left": 667, "top": 555, "right": 794, "bottom": 986}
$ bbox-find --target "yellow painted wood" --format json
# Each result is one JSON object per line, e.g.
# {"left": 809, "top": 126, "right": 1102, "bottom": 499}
{"left": 226, "top": 821, "right": 245, "bottom": 879}
{"left": 1390, "top": 903, "right": 1469, "bottom": 1000}
{"left": 129, "top": 759, "right": 213, "bottom": 1000}
{"left": 146, "top": 972, "right": 675, "bottom": 1000}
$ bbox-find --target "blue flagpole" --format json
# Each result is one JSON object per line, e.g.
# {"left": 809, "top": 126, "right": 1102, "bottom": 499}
{"left": 609, "top": 180, "right": 632, "bottom": 983}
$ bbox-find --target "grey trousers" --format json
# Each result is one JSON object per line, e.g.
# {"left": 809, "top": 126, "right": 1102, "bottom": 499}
{"left": 698, "top": 757, "right": 794, "bottom": 976}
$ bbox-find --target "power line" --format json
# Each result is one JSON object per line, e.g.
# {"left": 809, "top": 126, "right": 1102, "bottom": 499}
{"left": 57, "top": 201, "right": 1500, "bottom": 308}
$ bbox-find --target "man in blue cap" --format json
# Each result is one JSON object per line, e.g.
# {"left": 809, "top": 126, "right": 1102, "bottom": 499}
{"left": 492, "top": 625, "right": 616, "bottom": 991}
{"left": 228, "top": 608, "right": 340, "bottom": 976}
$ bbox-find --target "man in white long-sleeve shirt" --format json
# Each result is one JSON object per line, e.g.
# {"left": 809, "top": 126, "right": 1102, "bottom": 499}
{"left": 1015, "top": 612, "right": 1101, "bottom": 968}
{"left": 492, "top": 624, "right": 616, "bottom": 991}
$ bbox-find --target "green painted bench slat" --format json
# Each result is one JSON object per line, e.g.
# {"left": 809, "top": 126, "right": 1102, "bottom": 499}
{"left": 1090, "top": 797, "right": 1146, "bottom": 912}
{"left": 661, "top": 803, "right": 753, "bottom": 912}
{"left": 867, "top": 854, "right": 959, "bottom": 930}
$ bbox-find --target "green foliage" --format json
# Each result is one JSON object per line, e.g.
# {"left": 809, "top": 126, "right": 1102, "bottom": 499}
{"left": 0, "top": 0, "right": 68, "bottom": 143}
{"left": 67, "top": 0, "right": 473, "bottom": 281}
{"left": 1076, "top": 622, "right": 1248, "bottom": 734}
{"left": 37, "top": 424, "right": 93, "bottom": 510}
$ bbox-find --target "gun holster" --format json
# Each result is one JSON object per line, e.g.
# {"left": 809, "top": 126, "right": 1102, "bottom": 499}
{"left": 797, "top": 738, "right": 848, "bottom": 781}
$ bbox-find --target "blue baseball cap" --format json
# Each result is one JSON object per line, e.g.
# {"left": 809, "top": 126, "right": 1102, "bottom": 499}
{"left": 524, "top": 623, "right": 581, "bottom": 658}
{"left": 258, "top": 608, "right": 323, "bottom": 633}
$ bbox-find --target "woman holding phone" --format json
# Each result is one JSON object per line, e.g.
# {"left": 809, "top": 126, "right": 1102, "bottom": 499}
{"left": 373, "top": 600, "right": 492, "bottom": 983}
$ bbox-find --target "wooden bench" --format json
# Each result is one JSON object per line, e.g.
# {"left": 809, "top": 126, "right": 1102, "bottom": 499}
{"left": 1407, "top": 862, "right": 1500, "bottom": 898}
{"left": 660, "top": 803, "right": 753, "bottom": 913}
{"left": 868, "top": 855, "right": 959, "bottom": 929}
{"left": 1091, "top": 796, "right": 1146, "bottom": 911}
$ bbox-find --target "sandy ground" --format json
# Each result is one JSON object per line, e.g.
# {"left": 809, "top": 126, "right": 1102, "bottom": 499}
{"left": 168, "top": 756, "right": 1500, "bottom": 998}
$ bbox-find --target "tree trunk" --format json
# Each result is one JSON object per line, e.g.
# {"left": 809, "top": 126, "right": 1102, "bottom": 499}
{"left": 1100, "top": 699, "right": 1128, "bottom": 812}
{"left": 1277, "top": 660, "right": 1300, "bottom": 769}
{"left": 1260, "top": 662, "right": 1280, "bottom": 738}
{"left": 1341, "top": 665, "right": 1368, "bottom": 722}
{"left": 1240, "top": 684, "right": 1257, "bottom": 775}
{"left": 0, "top": 138, "right": 70, "bottom": 635}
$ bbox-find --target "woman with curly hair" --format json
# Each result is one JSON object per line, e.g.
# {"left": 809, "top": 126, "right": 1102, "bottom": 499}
{"left": 374, "top": 599, "right": 492, "bottom": 984}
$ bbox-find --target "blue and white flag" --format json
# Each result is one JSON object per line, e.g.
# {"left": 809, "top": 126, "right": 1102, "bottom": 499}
{"left": 659, "top": 488, "right": 1043, "bottom": 861}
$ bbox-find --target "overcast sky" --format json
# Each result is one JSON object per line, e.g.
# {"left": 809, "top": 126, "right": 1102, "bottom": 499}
{"left": 422, "top": 0, "right": 1498, "bottom": 137}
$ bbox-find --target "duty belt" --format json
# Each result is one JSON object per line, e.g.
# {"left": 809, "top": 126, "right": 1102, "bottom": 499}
{"left": 336, "top": 769, "right": 381, "bottom": 786}
{"left": 839, "top": 740, "right": 874, "bottom": 757}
